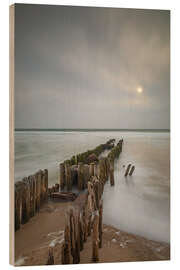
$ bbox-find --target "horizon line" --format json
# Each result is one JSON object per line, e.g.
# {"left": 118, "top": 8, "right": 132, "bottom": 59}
{"left": 15, "top": 128, "right": 170, "bottom": 132}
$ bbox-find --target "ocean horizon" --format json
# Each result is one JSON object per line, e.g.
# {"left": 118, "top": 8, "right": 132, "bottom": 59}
{"left": 15, "top": 128, "right": 170, "bottom": 132}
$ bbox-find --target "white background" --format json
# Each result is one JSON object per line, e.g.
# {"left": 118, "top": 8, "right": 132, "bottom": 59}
{"left": 0, "top": 0, "right": 179, "bottom": 269}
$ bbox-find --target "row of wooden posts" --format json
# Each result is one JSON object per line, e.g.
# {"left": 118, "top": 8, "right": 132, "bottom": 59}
{"left": 14, "top": 140, "right": 113, "bottom": 231}
{"left": 15, "top": 138, "right": 123, "bottom": 240}
{"left": 63, "top": 139, "right": 115, "bottom": 166}
{"left": 47, "top": 139, "right": 124, "bottom": 264}
{"left": 15, "top": 169, "right": 48, "bottom": 231}
{"left": 59, "top": 139, "right": 123, "bottom": 191}
{"left": 61, "top": 177, "right": 104, "bottom": 264}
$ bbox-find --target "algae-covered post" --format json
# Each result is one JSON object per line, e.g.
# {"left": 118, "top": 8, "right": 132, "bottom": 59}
{"left": 109, "top": 161, "right": 115, "bottom": 186}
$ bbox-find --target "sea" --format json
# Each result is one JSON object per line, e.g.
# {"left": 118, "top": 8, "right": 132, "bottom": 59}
{"left": 14, "top": 130, "right": 170, "bottom": 243}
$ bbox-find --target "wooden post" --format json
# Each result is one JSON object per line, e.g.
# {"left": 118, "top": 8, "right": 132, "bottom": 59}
{"left": 28, "top": 175, "right": 34, "bottom": 217}
{"left": 61, "top": 224, "right": 71, "bottom": 264}
{"left": 125, "top": 164, "right": 131, "bottom": 177}
{"left": 94, "top": 162, "right": 98, "bottom": 177}
{"left": 109, "top": 161, "right": 115, "bottom": 186}
{"left": 32, "top": 175, "right": 36, "bottom": 216}
{"left": 83, "top": 164, "right": 90, "bottom": 188}
{"left": 82, "top": 208, "right": 88, "bottom": 242}
{"left": 93, "top": 177, "right": 100, "bottom": 210}
{"left": 36, "top": 171, "right": 41, "bottom": 211}
{"left": 92, "top": 211, "right": 99, "bottom": 262}
{"left": 40, "top": 171, "right": 46, "bottom": 202}
{"left": 89, "top": 163, "right": 95, "bottom": 178}
{"left": 15, "top": 182, "right": 22, "bottom": 231}
{"left": 75, "top": 210, "right": 80, "bottom": 263}
{"left": 69, "top": 208, "right": 77, "bottom": 263}
{"left": 44, "top": 169, "right": 48, "bottom": 198}
{"left": 46, "top": 248, "right": 54, "bottom": 265}
{"left": 77, "top": 163, "right": 84, "bottom": 190}
{"left": 99, "top": 201, "right": 103, "bottom": 248}
{"left": 65, "top": 164, "right": 72, "bottom": 191}
{"left": 129, "top": 165, "right": 135, "bottom": 176}
{"left": 104, "top": 158, "right": 109, "bottom": 181}
{"left": 71, "top": 165, "right": 77, "bottom": 187}
{"left": 21, "top": 178, "right": 29, "bottom": 224}
{"left": 98, "top": 159, "right": 106, "bottom": 184}
{"left": 60, "top": 163, "right": 65, "bottom": 190}
{"left": 87, "top": 181, "right": 96, "bottom": 211}
{"left": 79, "top": 212, "right": 84, "bottom": 251}
{"left": 87, "top": 213, "right": 92, "bottom": 236}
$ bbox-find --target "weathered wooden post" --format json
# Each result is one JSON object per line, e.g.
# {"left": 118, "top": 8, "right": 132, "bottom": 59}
{"left": 21, "top": 177, "right": 31, "bottom": 224}
{"left": 60, "top": 163, "right": 65, "bottom": 190}
{"left": 125, "top": 164, "right": 131, "bottom": 177}
{"left": 79, "top": 212, "right": 84, "bottom": 251}
{"left": 65, "top": 163, "right": 72, "bottom": 191}
{"left": 46, "top": 248, "right": 54, "bottom": 265}
{"left": 129, "top": 165, "right": 135, "bottom": 176}
{"left": 93, "top": 177, "right": 100, "bottom": 210}
{"left": 88, "top": 181, "right": 97, "bottom": 211}
{"left": 75, "top": 210, "right": 80, "bottom": 264}
{"left": 89, "top": 163, "right": 95, "bottom": 178}
{"left": 92, "top": 211, "right": 99, "bottom": 262}
{"left": 36, "top": 171, "right": 41, "bottom": 211}
{"left": 104, "top": 158, "right": 109, "bottom": 182}
{"left": 77, "top": 163, "right": 84, "bottom": 190}
{"left": 98, "top": 159, "right": 105, "bottom": 183}
{"left": 109, "top": 161, "right": 115, "bottom": 186}
{"left": 61, "top": 224, "right": 71, "bottom": 264}
{"left": 15, "top": 182, "right": 22, "bottom": 231}
{"left": 32, "top": 174, "right": 36, "bottom": 216}
{"left": 94, "top": 162, "right": 98, "bottom": 177}
{"left": 40, "top": 171, "right": 46, "bottom": 202}
{"left": 44, "top": 169, "right": 48, "bottom": 198}
{"left": 28, "top": 175, "right": 34, "bottom": 217}
{"left": 69, "top": 208, "right": 77, "bottom": 264}
{"left": 82, "top": 208, "right": 88, "bottom": 242}
{"left": 99, "top": 201, "right": 103, "bottom": 248}
{"left": 83, "top": 164, "right": 90, "bottom": 188}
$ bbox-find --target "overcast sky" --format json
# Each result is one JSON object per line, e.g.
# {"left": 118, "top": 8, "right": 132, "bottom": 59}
{"left": 15, "top": 4, "right": 170, "bottom": 129}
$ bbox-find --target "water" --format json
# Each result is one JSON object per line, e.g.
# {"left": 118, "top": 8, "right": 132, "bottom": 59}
{"left": 15, "top": 131, "right": 170, "bottom": 243}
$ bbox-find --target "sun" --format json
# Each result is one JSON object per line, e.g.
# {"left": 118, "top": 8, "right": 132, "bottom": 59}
{"left": 137, "top": 87, "right": 143, "bottom": 93}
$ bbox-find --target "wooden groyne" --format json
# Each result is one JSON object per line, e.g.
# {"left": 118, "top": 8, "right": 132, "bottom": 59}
{"left": 15, "top": 169, "right": 48, "bottom": 231}
{"left": 58, "top": 139, "right": 123, "bottom": 191}
{"left": 15, "top": 138, "right": 123, "bottom": 241}
{"left": 47, "top": 139, "right": 123, "bottom": 264}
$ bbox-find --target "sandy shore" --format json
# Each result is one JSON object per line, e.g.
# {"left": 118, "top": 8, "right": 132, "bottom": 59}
{"left": 15, "top": 199, "right": 170, "bottom": 266}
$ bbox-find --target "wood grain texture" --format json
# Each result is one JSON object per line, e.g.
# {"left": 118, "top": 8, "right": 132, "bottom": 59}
{"left": 9, "top": 4, "right": 15, "bottom": 265}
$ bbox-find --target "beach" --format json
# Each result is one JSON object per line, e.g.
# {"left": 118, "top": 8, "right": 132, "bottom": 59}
{"left": 15, "top": 199, "right": 170, "bottom": 266}
{"left": 14, "top": 131, "right": 170, "bottom": 265}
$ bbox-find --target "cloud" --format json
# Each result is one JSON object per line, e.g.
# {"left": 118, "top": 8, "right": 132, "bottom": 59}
{"left": 15, "top": 5, "right": 170, "bottom": 129}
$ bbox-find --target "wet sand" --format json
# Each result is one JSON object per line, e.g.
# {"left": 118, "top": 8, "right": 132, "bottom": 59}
{"left": 15, "top": 199, "right": 170, "bottom": 266}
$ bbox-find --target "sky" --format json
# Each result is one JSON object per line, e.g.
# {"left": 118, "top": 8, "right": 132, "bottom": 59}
{"left": 15, "top": 4, "right": 170, "bottom": 129}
